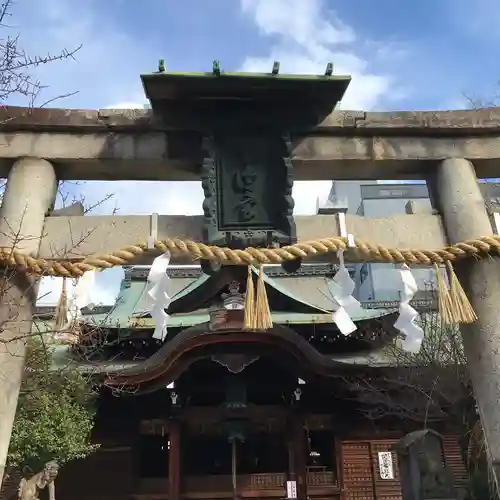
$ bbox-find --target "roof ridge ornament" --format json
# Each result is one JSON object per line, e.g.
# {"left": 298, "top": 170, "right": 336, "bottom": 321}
{"left": 212, "top": 60, "right": 221, "bottom": 76}
{"left": 221, "top": 280, "right": 244, "bottom": 310}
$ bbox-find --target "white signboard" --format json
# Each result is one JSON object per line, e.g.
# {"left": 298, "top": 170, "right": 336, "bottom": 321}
{"left": 286, "top": 480, "right": 297, "bottom": 499}
{"left": 378, "top": 451, "right": 394, "bottom": 480}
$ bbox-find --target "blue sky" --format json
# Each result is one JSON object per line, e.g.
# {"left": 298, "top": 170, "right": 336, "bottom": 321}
{"left": 11, "top": 0, "right": 498, "bottom": 306}
{"left": 11, "top": 0, "right": 500, "bottom": 111}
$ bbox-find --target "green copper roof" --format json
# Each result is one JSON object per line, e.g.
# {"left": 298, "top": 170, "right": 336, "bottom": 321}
{"left": 75, "top": 309, "right": 393, "bottom": 331}
{"left": 141, "top": 66, "right": 351, "bottom": 104}
{"left": 34, "top": 312, "right": 349, "bottom": 332}
{"left": 257, "top": 265, "right": 328, "bottom": 312}
{"left": 142, "top": 70, "right": 350, "bottom": 83}
{"left": 80, "top": 265, "right": 395, "bottom": 329}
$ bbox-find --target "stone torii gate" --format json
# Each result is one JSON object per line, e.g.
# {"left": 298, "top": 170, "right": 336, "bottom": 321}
{"left": 1, "top": 67, "right": 500, "bottom": 489}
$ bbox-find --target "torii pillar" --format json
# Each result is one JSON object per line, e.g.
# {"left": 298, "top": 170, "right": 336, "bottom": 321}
{"left": 0, "top": 157, "right": 57, "bottom": 488}
{"left": 430, "top": 158, "right": 500, "bottom": 486}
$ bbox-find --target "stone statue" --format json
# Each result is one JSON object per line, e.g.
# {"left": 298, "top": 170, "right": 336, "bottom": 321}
{"left": 392, "top": 430, "right": 457, "bottom": 500}
{"left": 18, "top": 461, "right": 59, "bottom": 500}
{"left": 418, "top": 448, "right": 455, "bottom": 499}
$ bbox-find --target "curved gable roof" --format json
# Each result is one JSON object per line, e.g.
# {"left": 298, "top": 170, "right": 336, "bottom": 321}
{"left": 83, "top": 264, "right": 395, "bottom": 328}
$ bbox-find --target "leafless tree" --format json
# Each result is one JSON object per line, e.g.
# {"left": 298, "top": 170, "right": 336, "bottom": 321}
{"left": 0, "top": 1, "right": 120, "bottom": 487}
{"left": 462, "top": 88, "right": 500, "bottom": 215}
{"left": 0, "top": 207, "right": 122, "bottom": 494}
{"left": 0, "top": 0, "right": 81, "bottom": 113}
{"left": 462, "top": 84, "right": 500, "bottom": 110}
{"left": 340, "top": 284, "right": 496, "bottom": 496}
{"left": 343, "top": 310, "right": 472, "bottom": 427}
{"left": 0, "top": 0, "right": 86, "bottom": 203}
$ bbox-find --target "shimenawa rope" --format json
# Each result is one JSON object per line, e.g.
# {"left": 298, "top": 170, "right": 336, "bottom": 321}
{"left": 1, "top": 234, "right": 499, "bottom": 278}
{"left": 3, "top": 234, "right": 495, "bottom": 327}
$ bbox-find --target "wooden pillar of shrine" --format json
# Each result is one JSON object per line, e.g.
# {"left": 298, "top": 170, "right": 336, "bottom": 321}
{"left": 168, "top": 419, "right": 181, "bottom": 500}
{"left": 290, "top": 413, "right": 307, "bottom": 500}
{"left": 287, "top": 426, "right": 296, "bottom": 481}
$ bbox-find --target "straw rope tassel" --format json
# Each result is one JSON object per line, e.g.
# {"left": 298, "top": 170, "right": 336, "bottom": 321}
{"left": 433, "top": 263, "right": 454, "bottom": 326}
{"left": 446, "top": 261, "right": 477, "bottom": 324}
{"left": 244, "top": 265, "right": 255, "bottom": 330}
{"left": 254, "top": 264, "right": 273, "bottom": 331}
{"left": 54, "top": 277, "right": 68, "bottom": 330}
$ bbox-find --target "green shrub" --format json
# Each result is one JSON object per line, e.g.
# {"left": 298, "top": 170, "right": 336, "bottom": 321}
{"left": 7, "top": 338, "right": 98, "bottom": 470}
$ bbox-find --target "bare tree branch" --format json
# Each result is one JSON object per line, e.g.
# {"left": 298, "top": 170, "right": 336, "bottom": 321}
{"left": 0, "top": 2, "right": 116, "bottom": 491}
{"left": 0, "top": 0, "right": 81, "bottom": 114}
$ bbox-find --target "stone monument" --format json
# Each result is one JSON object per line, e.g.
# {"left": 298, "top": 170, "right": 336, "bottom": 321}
{"left": 392, "top": 430, "right": 457, "bottom": 500}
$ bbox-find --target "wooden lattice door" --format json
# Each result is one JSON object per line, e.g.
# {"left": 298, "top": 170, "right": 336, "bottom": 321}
{"left": 341, "top": 442, "right": 375, "bottom": 500}
{"left": 341, "top": 440, "right": 402, "bottom": 500}
{"left": 369, "top": 441, "right": 403, "bottom": 500}
{"left": 341, "top": 436, "right": 467, "bottom": 500}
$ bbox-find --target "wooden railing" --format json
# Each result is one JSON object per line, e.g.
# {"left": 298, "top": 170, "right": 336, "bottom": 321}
{"left": 306, "top": 471, "right": 337, "bottom": 487}
{"left": 183, "top": 473, "right": 286, "bottom": 492}
{"left": 137, "top": 471, "right": 338, "bottom": 498}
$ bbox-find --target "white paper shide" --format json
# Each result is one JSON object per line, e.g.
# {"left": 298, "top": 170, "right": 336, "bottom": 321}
{"left": 378, "top": 451, "right": 394, "bottom": 480}
{"left": 145, "top": 252, "right": 172, "bottom": 341}
{"left": 331, "top": 249, "right": 362, "bottom": 336}
{"left": 393, "top": 264, "right": 424, "bottom": 353}
{"left": 67, "top": 271, "right": 97, "bottom": 324}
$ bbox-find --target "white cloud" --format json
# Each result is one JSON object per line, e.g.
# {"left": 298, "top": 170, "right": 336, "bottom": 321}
{"left": 239, "top": 0, "right": 391, "bottom": 110}
{"left": 238, "top": 0, "right": 397, "bottom": 220}
{"left": 241, "top": 0, "right": 356, "bottom": 48}
{"left": 9, "top": 0, "right": 149, "bottom": 108}
{"left": 62, "top": 0, "right": 399, "bottom": 222}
